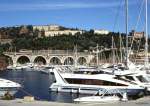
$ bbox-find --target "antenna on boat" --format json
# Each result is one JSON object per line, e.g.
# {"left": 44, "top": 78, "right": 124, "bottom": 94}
{"left": 125, "top": 0, "right": 129, "bottom": 68}
{"left": 144, "top": 0, "right": 148, "bottom": 69}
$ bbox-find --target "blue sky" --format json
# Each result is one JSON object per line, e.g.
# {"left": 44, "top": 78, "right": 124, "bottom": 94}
{"left": 0, "top": 0, "right": 149, "bottom": 34}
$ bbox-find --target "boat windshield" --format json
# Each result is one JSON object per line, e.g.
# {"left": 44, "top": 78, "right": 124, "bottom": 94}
{"left": 114, "top": 76, "right": 137, "bottom": 85}
{"left": 65, "top": 78, "right": 128, "bottom": 86}
{"left": 136, "top": 76, "right": 149, "bottom": 83}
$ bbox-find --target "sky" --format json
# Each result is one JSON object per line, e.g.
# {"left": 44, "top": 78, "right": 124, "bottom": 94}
{"left": 0, "top": 0, "right": 150, "bottom": 34}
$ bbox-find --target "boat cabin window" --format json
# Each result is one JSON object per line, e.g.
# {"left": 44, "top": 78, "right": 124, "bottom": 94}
{"left": 136, "top": 76, "right": 149, "bottom": 83}
{"left": 107, "top": 65, "right": 114, "bottom": 68}
{"left": 65, "top": 78, "right": 128, "bottom": 86}
{"left": 125, "top": 76, "right": 135, "bottom": 81}
{"left": 73, "top": 71, "right": 103, "bottom": 75}
{"left": 118, "top": 67, "right": 126, "bottom": 70}
{"left": 45, "top": 67, "right": 54, "bottom": 69}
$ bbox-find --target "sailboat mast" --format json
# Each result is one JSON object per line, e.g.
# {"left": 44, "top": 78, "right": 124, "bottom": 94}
{"left": 125, "top": 0, "right": 129, "bottom": 67}
{"left": 119, "top": 33, "right": 123, "bottom": 63}
{"left": 74, "top": 45, "right": 78, "bottom": 68}
{"left": 96, "top": 44, "right": 99, "bottom": 66}
{"left": 145, "top": 0, "right": 148, "bottom": 68}
{"left": 112, "top": 36, "right": 115, "bottom": 64}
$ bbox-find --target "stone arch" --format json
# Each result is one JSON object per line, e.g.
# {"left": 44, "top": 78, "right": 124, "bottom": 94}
{"left": 34, "top": 56, "right": 46, "bottom": 65}
{"left": 77, "top": 57, "right": 87, "bottom": 65}
{"left": 64, "top": 57, "right": 74, "bottom": 65}
{"left": 17, "top": 56, "right": 30, "bottom": 65}
{"left": 50, "top": 57, "right": 61, "bottom": 65}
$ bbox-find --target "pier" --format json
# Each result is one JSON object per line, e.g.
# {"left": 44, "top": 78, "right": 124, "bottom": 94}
{"left": 0, "top": 96, "right": 150, "bottom": 106}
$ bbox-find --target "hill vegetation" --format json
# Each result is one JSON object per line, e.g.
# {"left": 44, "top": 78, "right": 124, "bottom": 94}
{"left": 0, "top": 25, "right": 147, "bottom": 54}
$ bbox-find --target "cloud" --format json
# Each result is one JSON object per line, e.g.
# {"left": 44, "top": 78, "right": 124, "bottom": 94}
{"left": 0, "top": 1, "right": 136, "bottom": 11}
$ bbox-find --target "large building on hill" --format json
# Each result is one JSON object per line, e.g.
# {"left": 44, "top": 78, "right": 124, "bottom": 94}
{"left": 33, "top": 25, "right": 60, "bottom": 31}
{"left": 0, "top": 32, "right": 12, "bottom": 44}
{"left": 33, "top": 25, "right": 83, "bottom": 37}
{"left": 130, "top": 30, "right": 144, "bottom": 39}
{"left": 94, "top": 29, "right": 109, "bottom": 35}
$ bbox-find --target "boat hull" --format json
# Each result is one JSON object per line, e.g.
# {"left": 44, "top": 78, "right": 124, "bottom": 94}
{"left": 0, "top": 87, "right": 20, "bottom": 97}
{"left": 49, "top": 84, "right": 144, "bottom": 96}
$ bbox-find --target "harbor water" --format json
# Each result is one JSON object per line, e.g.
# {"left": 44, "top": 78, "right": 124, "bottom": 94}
{"left": 0, "top": 69, "right": 81, "bottom": 103}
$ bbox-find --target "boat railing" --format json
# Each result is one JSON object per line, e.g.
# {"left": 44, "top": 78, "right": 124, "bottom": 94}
{"left": 96, "top": 88, "right": 126, "bottom": 97}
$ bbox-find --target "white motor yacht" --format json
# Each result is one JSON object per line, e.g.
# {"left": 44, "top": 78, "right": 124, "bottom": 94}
{"left": 0, "top": 78, "right": 21, "bottom": 97}
{"left": 122, "top": 72, "right": 150, "bottom": 91}
{"left": 100, "top": 64, "right": 150, "bottom": 92}
{"left": 49, "top": 67, "right": 144, "bottom": 96}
